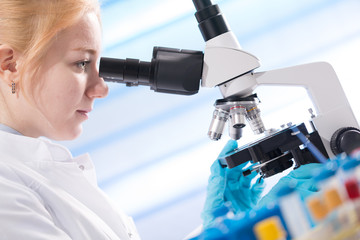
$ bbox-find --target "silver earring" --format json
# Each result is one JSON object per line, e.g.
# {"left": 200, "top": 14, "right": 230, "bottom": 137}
{"left": 11, "top": 82, "right": 15, "bottom": 94}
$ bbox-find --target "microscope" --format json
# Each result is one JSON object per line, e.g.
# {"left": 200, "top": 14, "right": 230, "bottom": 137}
{"left": 99, "top": 0, "right": 360, "bottom": 178}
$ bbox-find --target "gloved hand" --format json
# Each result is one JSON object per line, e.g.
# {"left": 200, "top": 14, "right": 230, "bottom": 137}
{"left": 258, "top": 163, "right": 324, "bottom": 207}
{"left": 201, "top": 140, "right": 266, "bottom": 228}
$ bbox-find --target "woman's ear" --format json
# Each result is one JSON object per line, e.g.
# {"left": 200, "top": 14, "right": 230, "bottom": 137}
{"left": 0, "top": 44, "right": 18, "bottom": 84}
{"left": 0, "top": 46, "right": 17, "bottom": 71}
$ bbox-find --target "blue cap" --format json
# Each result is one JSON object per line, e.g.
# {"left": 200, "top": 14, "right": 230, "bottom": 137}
{"left": 351, "top": 148, "right": 360, "bottom": 160}
{"left": 313, "top": 168, "right": 336, "bottom": 182}
{"left": 342, "top": 158, "right": 360, "bottom": 171}
{"left": 325, "top": 160, "right": 340, "bottom": 171}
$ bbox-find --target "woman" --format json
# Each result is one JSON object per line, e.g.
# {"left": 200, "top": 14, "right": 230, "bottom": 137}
{"left": 0, "top": 0, "right": 140, "bottom": 239}
{"left": 0, "top": 0, "right": 321, "bottom": 239}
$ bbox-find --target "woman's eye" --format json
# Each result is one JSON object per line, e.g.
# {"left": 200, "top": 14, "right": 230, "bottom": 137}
{"left": 76, "top": 60, "right": 90, "bottom": 71}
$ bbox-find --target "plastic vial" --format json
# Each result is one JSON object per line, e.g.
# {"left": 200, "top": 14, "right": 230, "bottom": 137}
{"left": 313, "top": 168, "right": 344, "bottom": 212}
{"left": 253, "top": 216, "right": 286, "bottom": 240}
{"left": 341, "top": 159, "right": 360, "bottom": 201}
{"left": 277, "top": 185, "right": 310, "bottom": 238}
{"left": 341, "top": 158, "right": 360, "bottom": 222}
{"left": 306, "top": 195, "right": 328, "bottom": 223}
{"left": 312, "top": 164, "right": 350, "bottom": 233}
{"left": 344, "top": 178, "right": 360, "bottom": 200}
{"left": 323, "top": 188, "right": 343, "bottom": 211}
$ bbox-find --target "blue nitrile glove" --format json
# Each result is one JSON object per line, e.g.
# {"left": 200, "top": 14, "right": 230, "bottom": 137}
{"left": 201, "top": 140, "right": 266, "bottom": 228}
{"left": 258, "top": 163, "right": 324, "bottom": 207}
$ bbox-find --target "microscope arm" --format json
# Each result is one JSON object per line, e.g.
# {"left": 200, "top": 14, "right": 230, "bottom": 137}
{"left": 220, "top": 62, "right": 360, "bottom": 175}
{"left": 222, "top": 62, "right": 359, "bottom": 158}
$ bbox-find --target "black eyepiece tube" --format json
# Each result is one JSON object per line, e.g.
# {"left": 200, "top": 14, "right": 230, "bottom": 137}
{"left": 99, "top": 47, "right": 204, "bottom": 96}
{"left": 193, "top": 0, "right": 230, "bottom": 41}
{"left": 193, "top": 0, "right": 212, "bottom": 10}
{"left": 99, "top": 58, "right": 151, "bottom": 87}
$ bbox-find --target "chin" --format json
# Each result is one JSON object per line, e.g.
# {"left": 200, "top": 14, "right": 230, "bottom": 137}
{"left": 49, "top": 126, "right": 83, "bottom": 141}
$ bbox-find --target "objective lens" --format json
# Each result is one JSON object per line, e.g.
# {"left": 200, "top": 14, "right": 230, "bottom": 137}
{"left": 208, "top": 108, "right": 229, "bottom": 140}
{"left": 246, "top": 106, "right": 265, "bottom": 134}
{"left": 230, "top": 105, "right": 246, "bottom": 129}
{"left": 229, "top": 125, "right": 243, "bottom": 140}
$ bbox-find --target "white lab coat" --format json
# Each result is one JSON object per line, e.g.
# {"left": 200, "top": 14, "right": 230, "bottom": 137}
{"left": 0, "top": 130, "right": 141, "bottom": 240}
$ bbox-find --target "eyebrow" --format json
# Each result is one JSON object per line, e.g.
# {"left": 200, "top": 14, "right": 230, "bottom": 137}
{"left": 71, "top": 47, "right": 97, "bottom": 55}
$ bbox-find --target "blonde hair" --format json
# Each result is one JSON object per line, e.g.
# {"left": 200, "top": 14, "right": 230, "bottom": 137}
{"left": 0, "top": 0, "right": 101, "bottom": 97}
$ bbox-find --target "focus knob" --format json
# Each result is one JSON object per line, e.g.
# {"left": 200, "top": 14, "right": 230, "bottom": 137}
{"left": 330, "top": 127, "right": 360, "bottom": 155}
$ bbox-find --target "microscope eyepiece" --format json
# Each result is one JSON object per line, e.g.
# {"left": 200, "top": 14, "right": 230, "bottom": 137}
{"left": 193, "top": 0, "right": 212, "bottom": 10}
{"left": 193, "top": 0, "right": 230, "bottom": 41}
{"left": 99, "top": 47, "right": 203, "bottom": 95}
{"left": 99, "top": 58, "right": 152, "bottom": 87}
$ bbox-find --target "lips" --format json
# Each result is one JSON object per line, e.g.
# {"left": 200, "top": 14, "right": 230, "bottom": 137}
{"left": 77, "top": 109, "right": 92, "bottom": 118}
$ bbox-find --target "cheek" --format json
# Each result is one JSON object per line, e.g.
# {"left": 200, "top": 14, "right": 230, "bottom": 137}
{"left": 35, "top": 73, "right": 84, "bottom": 118}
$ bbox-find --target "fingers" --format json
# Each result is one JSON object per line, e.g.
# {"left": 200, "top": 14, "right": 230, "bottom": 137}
{"left": 289, "top": 163, "right": 323, "bottom": 179}
{"left": 257, "top": 177, "right": 291, "bottom": 208}
{"left": 210, "top": 159, "right": 225, "bottom": 177}
{"left": 240, "top": 170, "right": 258, "bottom": 188}
{"left": 218, "top": 140, "right": 238, "bottom": 159}
{"left": 225, "top": 164, "right": 246, "bottom": 182}
{"left": 294, "top": 178, "right": 318, "bottom": 192}
{"left": 252, "top": 177, "right": 266, "bottom": 193}
{"left": 226, "top": 160, "right": 255, "bottom": 180}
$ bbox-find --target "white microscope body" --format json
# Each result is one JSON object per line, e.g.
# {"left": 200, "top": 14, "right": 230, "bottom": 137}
{"left": 99, "top": 0, "right": 360, "bottom": 172}
{"left": 202, "top": 30, "right": 359, "bottom": 160}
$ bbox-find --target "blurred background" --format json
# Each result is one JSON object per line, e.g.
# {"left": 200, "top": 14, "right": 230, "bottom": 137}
{"left": 59, "top": 0, "right": 360, "bottom": 239}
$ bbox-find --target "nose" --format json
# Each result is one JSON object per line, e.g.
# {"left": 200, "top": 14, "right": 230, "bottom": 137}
{"left": 86, "top": 74, "right": 109, "bottom": 99}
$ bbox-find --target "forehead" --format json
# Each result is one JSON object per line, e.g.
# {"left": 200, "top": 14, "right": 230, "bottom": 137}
{"left": 52, "top": 12, "right": 102, "bottom": 55}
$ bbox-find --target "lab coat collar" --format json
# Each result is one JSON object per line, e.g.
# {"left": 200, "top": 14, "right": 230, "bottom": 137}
{"left": 0, "top": 130, "right": 73, "bottom": 163}
{"left": 0, "top": 123, "right": 22, "bottom": 135}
